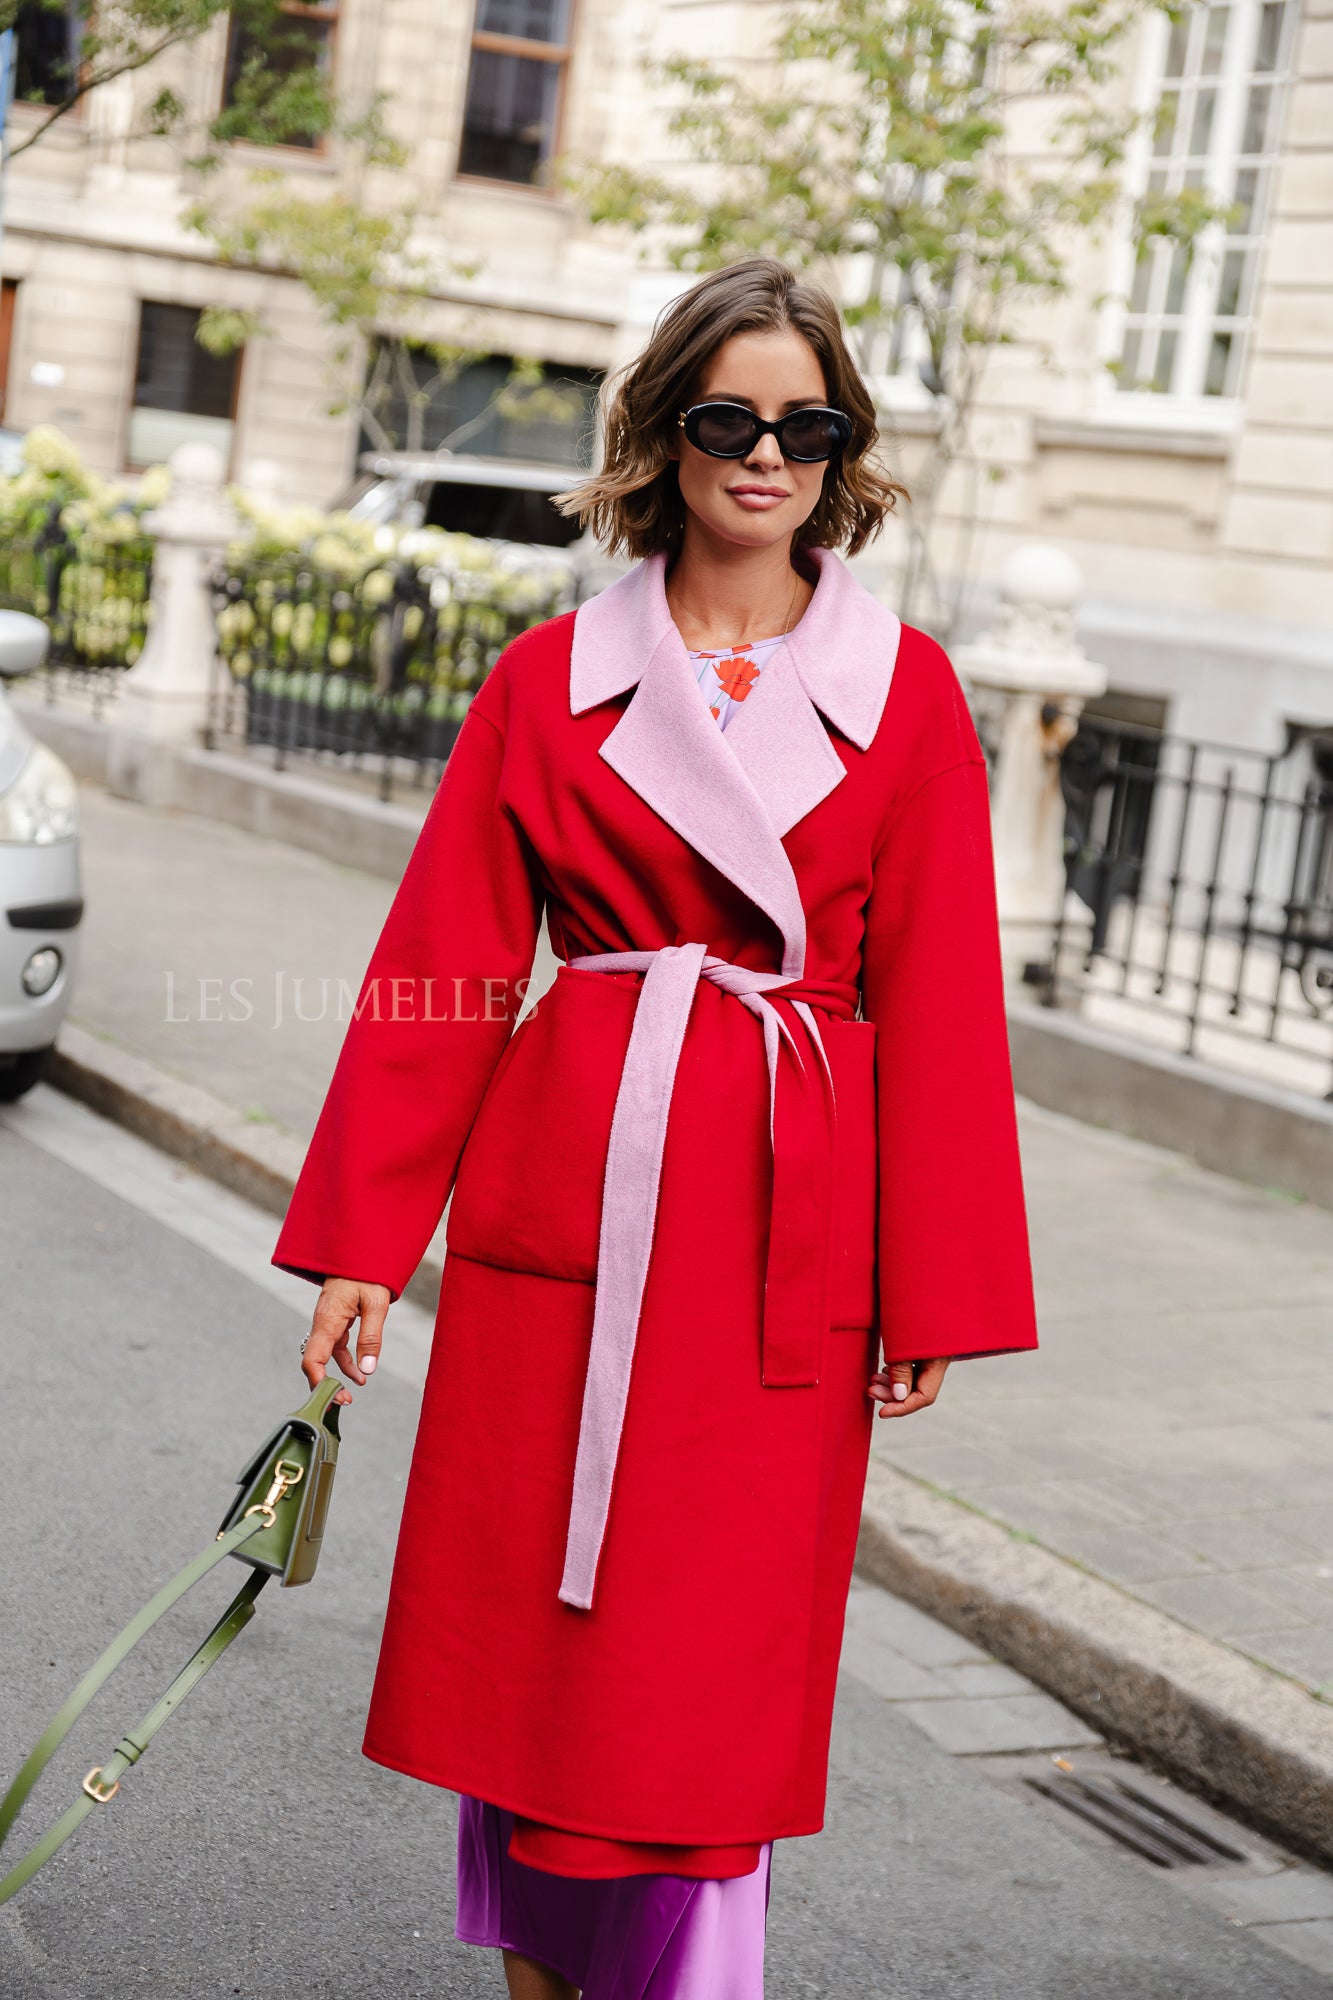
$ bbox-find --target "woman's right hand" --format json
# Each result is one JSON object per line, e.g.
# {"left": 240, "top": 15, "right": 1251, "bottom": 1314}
{"left": 301, "top": 1278, "right": 392, "bottom": 1406}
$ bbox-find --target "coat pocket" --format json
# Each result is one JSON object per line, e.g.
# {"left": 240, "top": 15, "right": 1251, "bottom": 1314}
{"left": 822, "top": 1018, "right": 879, "bottom": 1330}
{"left": 445, "top": 966, "right": 638, "bottom": 1282}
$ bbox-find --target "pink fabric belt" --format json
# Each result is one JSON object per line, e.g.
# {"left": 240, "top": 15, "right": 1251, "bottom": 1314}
{"left": 557, "top": 944, "right": 855, "bottom": 1611}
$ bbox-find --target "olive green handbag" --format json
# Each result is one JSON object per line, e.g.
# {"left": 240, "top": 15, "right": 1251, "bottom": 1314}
{"left": 0, "top": 1376, "right": 344, "bottom": 1906}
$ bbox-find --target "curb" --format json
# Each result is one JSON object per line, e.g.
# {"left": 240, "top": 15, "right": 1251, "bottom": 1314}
{"left": 47, "top": 1023, "right": 447, "bottom": 1315}
{"left": 47, "top": 1024, "right": 1333, "bottom": 1864}
{"left": 857, "top": 1459, "right": 1333, "bottom": 1867}
{"left": 13, "top": 698, "right": 428, "bottom": 881}
{"left": 1007, "top": 1005, "right": 1333, "bottom": 1214}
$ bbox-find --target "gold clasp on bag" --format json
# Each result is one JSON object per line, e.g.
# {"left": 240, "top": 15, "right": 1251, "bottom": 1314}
{"left": 82, "top": 1767, "right": 119, "bottom": 1804}
{"left": 243, "top": 1458, "right": 305, "bottom": 1531}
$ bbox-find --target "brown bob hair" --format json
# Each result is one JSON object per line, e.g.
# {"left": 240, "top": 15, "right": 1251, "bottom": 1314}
{"left": 555, "top": 258, "right": 905, "bottom": 560}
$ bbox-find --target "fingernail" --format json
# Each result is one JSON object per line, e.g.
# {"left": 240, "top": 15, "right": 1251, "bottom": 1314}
{"left": 363, "top": 1356, "right": 376, "bottom": 1375}
{"left": 892, "top": 1382, "right": 909, "bottom": 1402}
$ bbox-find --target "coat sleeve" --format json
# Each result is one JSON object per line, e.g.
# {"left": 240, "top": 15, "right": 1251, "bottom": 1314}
{"left": 860, "top": 749, "right": 1039, "bottom": 1364}
{"left": 271, "top": 687, "right": 545, "bottom": 1301}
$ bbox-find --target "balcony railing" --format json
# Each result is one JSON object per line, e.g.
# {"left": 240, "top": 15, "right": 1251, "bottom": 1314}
{"left": 0, "top": 508, "right": 154, "bottom": 712}
{"left": 206, "top": 547, "right": 573, "bottom": 802}
{"left": 1032, "top": 715, "right": 1333, "bottom": 1097}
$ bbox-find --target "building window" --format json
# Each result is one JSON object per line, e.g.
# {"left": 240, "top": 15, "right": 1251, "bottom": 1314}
{"left": 457, "top": 0, "right": 572, "bottom": 187}
{"left": 128, "top": 303, "right": 240, "bottom": 469}
{"left": 1114, "top": 0, "right": 1297, "bottom": 400}
{"left": 221, "top": 1, "right": 338, "bottom": 149}
{"left": 11, "top": 0, "right": 80, "bottom": 106}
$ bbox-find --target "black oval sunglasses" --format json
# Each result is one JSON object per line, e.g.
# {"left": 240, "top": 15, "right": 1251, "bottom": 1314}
{"left": 678, "top": 402, "right": 853, "bottom": 463}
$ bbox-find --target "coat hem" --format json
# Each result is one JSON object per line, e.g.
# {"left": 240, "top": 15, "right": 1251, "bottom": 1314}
{"left": 360, "top": 1734, "right": 824, "bottom": 1848}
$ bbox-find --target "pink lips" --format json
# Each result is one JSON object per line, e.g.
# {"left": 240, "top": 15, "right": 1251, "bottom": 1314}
{"left": 727, "top": 485, "right": 790, "bottom": 510}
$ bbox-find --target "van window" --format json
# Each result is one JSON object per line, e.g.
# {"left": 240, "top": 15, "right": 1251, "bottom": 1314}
{"left": 424, "top": 481, "right": 583, "bottom": 548}
{"left": 361, "top": 349, "right": 600, "bottom": 467}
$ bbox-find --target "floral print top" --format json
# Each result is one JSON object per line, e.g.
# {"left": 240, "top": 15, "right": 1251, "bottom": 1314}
{"left": 688, "top": 634, "right": 788, "bottom": 732}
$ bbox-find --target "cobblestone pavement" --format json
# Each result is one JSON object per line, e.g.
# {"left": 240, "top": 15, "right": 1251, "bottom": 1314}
{"left": 68, "top": 780, "right": 1333, "bottom": 1701}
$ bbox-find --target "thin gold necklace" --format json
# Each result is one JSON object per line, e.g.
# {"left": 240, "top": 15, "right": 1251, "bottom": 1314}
{"left": 672, "top": 569, "right": 802, "bottom": 654}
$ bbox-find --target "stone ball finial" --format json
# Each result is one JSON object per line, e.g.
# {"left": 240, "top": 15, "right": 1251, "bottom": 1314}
{"left": 167, "top": 440, "right": 227, "bottom": 491}
{"left": 998, "top": 542, "right": 1084, "bottom": 613}
{"left": 953, "top": 540, "right": 1106, "bottom": 699}
{"left": 144, "top": 439, "right": 236, "bottom": 543}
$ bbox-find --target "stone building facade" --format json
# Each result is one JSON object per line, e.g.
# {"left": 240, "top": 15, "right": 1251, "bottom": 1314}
{"left": 0, "top": 0, "right": 1329, "bottom": 753}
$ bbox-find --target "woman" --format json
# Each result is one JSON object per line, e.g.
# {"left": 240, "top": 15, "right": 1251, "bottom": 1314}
{"left": 274, "top": 257, "right": 1039, "bottom": 1998}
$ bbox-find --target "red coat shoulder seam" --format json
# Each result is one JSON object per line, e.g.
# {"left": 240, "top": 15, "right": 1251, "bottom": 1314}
{"left": 871, "top": 753, "right": 988, "bottom": 867}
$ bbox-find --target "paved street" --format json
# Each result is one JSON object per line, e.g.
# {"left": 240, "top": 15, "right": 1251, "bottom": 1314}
{"left": 69, "top": 784, "right": 413, "bottom": 1141}
{"left": 873, "top": 1101, "right": 1333, "bottom": 1693}
{"left": 3, "top": 1092, "right": 1332, "bottom": 1997}
{"left": 67, "top": 780, "right": 1333, "bottom": 1700}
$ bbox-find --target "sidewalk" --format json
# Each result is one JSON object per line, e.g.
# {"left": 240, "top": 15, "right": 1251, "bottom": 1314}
{"left": 69, "top": 783, "right": 428, "bottom": 1140}
{"left": 60, "top": 778, "right": 1333, "bottom": 1826}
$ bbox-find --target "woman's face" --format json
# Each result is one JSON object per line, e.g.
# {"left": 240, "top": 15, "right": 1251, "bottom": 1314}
{"left": 670, "top": 327, "right": 833, "bottom": 551}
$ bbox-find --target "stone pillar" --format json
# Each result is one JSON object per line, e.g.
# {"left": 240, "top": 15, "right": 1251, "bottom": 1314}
{"left": 107, "top": 442, "right": 237, "bottom": 804}
{"left": 954, "top": 544, "right": 1108, "bottom": 984}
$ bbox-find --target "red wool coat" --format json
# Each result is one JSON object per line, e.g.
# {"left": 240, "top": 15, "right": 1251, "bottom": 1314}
{"left": 272, "top": 545, "right": 1039, "bottom": 1856}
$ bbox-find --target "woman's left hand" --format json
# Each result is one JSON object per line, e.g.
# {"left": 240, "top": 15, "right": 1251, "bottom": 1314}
{"left": 868, "top": 1357, "right": 951, "bottom": 1419}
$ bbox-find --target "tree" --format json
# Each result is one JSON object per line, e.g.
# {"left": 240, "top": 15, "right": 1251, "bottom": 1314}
{"left": 2, "top": 2, "right": 588, "bottom": 479}
{"left": 187, "top": 131, "right": 590, "bottom": 461}
{"left": 562, "top": 0, "right": 1224, "bottom": 633}
{"left": 0, "top": 0, "right": 334, "bottom": 160}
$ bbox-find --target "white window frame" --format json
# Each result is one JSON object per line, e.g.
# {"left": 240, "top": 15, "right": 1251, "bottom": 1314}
{"left": 843, "top": 255, "right": 939, "bottom": 415}
{"left": 1096, "top": 0, "right": 1298, "bottom": 420}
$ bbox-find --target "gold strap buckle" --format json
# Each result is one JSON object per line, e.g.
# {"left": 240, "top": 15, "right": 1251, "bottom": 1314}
{"left": 243, "top": 1457, "right": 305, "bottom": 1531}
{"left": 82, "top": 1766, "right": 120, "bottom": 1804}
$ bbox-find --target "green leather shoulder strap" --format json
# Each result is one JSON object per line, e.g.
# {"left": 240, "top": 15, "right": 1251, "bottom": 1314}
{"left": 0, "top": 1378, "right": 344, "bottom": 1908}
{"left": 0, "top": 1514, "right": 271, "bottom": 1907}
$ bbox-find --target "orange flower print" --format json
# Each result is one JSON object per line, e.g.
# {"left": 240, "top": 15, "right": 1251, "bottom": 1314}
{"left": 713, "top": 652, "right": 761, "bottom": 701}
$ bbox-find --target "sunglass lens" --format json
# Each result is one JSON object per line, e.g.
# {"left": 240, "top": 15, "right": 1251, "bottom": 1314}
{"left": 691, "top": 407, "right": 759, "bottom": 455}
{"left": 780, "top": 410, "right": 850, "bottom": 460}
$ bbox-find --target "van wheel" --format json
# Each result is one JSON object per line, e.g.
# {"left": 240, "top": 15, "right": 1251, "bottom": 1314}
{"left": 0, "top": 1045, "right": 54, "bottom": 1101}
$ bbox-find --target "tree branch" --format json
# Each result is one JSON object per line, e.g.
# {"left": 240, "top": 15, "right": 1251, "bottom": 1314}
{"left": 7, "top": 27, "right": 203, "bottom": 159}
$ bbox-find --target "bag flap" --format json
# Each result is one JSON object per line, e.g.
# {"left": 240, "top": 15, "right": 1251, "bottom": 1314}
{"left": 217, "top": 1377, "right": 345, "bottom": 1577}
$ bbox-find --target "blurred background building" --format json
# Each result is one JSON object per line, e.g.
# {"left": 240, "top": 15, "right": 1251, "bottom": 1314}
{"left": 0, "top": 0, "right": 1329, "bottom": 761}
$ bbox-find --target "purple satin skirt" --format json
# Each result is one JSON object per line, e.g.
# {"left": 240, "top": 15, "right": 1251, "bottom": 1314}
{"left": 455, "top": 1797, "right": 773, "bottom": 1997}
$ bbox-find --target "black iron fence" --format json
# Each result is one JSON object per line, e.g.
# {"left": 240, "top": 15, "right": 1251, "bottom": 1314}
{"left": 1032, "top": 712, "right": 1333, "bottom": 1096}
{"left": 0, "top": 506, "right": 154, "bottom": 709}
{"left": 207, "top": 549, "right": 572, "bottom": 801}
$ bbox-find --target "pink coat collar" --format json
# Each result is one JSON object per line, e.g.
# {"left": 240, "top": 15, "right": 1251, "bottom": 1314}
{"left": 569, "top": 546, "right": 900, "bottom": 750}
{"left": 567, "top": 548, "right": 901, "bottom": 979}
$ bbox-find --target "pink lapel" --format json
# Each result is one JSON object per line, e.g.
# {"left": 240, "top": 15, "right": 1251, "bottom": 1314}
{"left": 569, "top": 548, "right": 900, "bottom": 976}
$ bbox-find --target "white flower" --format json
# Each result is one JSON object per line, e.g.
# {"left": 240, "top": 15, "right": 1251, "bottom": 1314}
{"left": 136, "top": 464, "right": 171, "bottom": 509}
{"left": 309, "top": 534, "right": 364, "bottom": 577}
{"left": 21, "top": 425, "right": 85, "bottom": 480}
